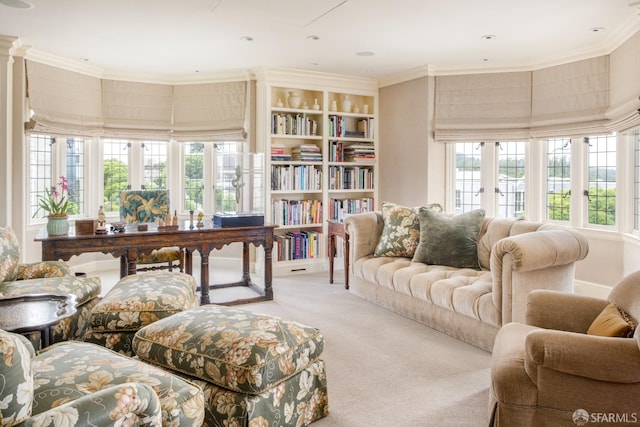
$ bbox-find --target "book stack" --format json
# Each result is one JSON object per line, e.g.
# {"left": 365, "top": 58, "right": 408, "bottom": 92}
{"left": 271, "top": 144, "right": 291, "bottom": 161}
{"left": 274, "top": 230, "right": 321, "bottom": 261}
{"left": 344, "top": 144, "right": 375, "bottom": 163}
{"left": 292, "top": 144, "right": 322, "bottom": 162}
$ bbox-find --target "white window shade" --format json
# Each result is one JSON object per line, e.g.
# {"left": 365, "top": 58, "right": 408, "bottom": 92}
{"left": 101, "top": 79, "right": 172, "bottom": 139}
{"left": 530, "top": 56, "right": 609, "bottom": 138}
{"left": 26, "top": 60, "right": 103, "bottom": 136}
{"left": 434, "top": 72, "right": 532, "bottom": 141}
{"left": 172, "top": 81, "right": 247, "bottom": 141}
{"left": 606, "top": 31, "right": 640, "bottom": 133}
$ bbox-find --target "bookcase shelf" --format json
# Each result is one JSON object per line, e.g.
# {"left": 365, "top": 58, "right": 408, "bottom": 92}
{"left": 257, "top": 72, "right": 378, "bottom": 275}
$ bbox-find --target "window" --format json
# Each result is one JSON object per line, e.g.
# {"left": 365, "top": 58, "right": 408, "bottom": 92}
{"left": 142, "top": 141, "right": 167, "bottom": 189}
{"left": 29, "top": 134, "right": 54, "bottom": 219}
{"left": 103, "top": 139, "right": 130, "bottom": 212}
{"left": 546, "top": 138, "right": 571, "bottom": 221}
{"left": 586, "top": 134, "right": 616, "bottom": 226}
{"left": 215, "top": 142, "right": 241, "bottom": 213}
{"left": 29, "top": 134, "right": 86, "bottom": 220}
{"left": 184, "top": 142, "right": 204, "bottom": 211}
{"left": 496, "top": 141, "right": 526, "bottom": 219}
{"left": 454, "top": 142, "right": 482, "bottom": 214}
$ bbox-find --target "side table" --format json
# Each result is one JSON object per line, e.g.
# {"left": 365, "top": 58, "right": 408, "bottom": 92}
{"left": 327, "top": 220, "right": 350, "bottom": 289}
{"left": 0, "top": 294, "right": 77, "bottom": 349}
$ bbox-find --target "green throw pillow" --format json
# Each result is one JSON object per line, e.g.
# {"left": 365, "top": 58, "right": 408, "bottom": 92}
{"left": 412, "top": 208, "right": 485, "bottom": 269}
{"left": 374, "top": 202, "right": 442, "bottom": 258}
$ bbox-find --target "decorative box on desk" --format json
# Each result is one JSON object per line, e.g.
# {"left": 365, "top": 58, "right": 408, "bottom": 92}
{"left": 214, "top": 152, "right": 264, "bottom": 228}
{"left": 213, "top": 212, "right": 264, "bottom": 228}
{"left": 75, "top": 219, "right": 98, "bottom": 235}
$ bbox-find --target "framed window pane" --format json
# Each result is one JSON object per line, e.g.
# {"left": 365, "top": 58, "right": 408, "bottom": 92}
{"left": 103, "top": 139, "right": 130, "bottom": 213}
{"left": 587, "top": 134, "right": 616, "bottom": 226}
{"left": 142, "top": 141, "right": 167, "bottom": 189}
{"left": 65, "top": 137, "right": 84, "bottom": 215}
{"left": 214, "top": 142, "right": 240, "bottom": 212}
{"left": 184, "top": 142, "right": 204, "bottom": 211}
{"left": 546, "top": 138, "right": 571, "bottom": 221}
{"left": 455, "top": 142, "right": 482, "bottom": 214}
{"left": 497, "top": 141, "right": 526, "bottom": 219}
{"left": 29, "top": 134, "right": 54, "bottom": 220}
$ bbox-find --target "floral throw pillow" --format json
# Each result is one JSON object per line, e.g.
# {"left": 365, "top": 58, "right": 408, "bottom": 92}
{"left": 0, "top": 226, "right": 20, "bottom": 283}
{"left": 0, "top": 329, "right": 34, "bottom": 426}
{"left": 374, "top": 202, "right": 442, "bottom": 258}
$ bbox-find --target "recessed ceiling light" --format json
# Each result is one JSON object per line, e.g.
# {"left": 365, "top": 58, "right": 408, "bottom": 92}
{"left": 356, "top": 51, "right": 375, "bottom": 57}
{"left": 0, "top": 0, "right": 33, "bottom": 8}
{"left": 307, "top": 35, "right": 320, "bottom": 41}
{"left": 591, "top": 27, "right": 606, "bottom": 32}
{"left": 241, "top": 36, "right": 254, "bottom": 42}
{"left": 481, "top": 34, "right": 496, "bottom": 40}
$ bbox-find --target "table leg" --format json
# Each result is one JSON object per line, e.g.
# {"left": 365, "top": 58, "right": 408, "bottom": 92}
{"left": 200, "top": 249, "right": 211, "bottom": 305}
{"left": 241, "top": 242, "right": 251, "bottom": 286}
{"left": 127, "top": 250, "right": 138, "bottom": 275}
{"left": 185, "top": 249, "right": 193, "bottom": 275}
{"left": 264, "top": 243, "right": 273, "bottom": 299}
{"left": 328, "top": 233, "right": 335, "bottom": 284}
{"left": 344, "top": 231, "right": 350, "bottom": 289}
{"left": 42, "top": 326, "right": 52, "bottom": 348}
{"left": 120, "top": 256, "right": 128, "bottom": 278}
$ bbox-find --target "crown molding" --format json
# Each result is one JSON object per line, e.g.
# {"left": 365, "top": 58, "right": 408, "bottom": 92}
{"left": 256, "top": 68, "right": 378, "bottom": 93}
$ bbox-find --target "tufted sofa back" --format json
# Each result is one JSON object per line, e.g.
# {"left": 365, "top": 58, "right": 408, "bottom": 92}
{"left": 477, "top": 218, "right": 547, "bottom": 270}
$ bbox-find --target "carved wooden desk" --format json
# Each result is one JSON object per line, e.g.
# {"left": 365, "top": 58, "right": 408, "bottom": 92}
{"left": 36, "top": 223, "right": 276, "bottom": 305}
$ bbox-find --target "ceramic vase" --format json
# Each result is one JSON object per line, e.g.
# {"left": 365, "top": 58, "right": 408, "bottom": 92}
{"left": 287, "top": 91, "right": 302, "bottom": 109}
{"left": 47, "top": 215, "right": 69, "bottom": 236}
{"left": 341, "top": 95, "right": 351, "bottom": 113}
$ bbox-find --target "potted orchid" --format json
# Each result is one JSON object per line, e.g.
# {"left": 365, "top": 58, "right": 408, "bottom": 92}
{"left": 34, "top": 176, "right": 73, "bottom": 235}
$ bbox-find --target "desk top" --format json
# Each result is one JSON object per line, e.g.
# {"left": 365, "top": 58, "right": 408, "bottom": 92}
{"left": 36, "top": 221, "right": 277, "bottom": 241}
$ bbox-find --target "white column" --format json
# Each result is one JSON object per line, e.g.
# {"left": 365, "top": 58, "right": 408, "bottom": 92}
{"left": 0, "top": 36, "right": 19, "bottom": 226}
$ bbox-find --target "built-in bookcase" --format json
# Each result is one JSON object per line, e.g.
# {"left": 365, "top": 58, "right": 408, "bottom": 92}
{"left": 257, "top": 71, "right": 378, "bottom": 275}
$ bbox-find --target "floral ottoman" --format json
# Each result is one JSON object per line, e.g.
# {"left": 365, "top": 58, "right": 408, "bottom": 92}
{"left": 83, "top": 271, "right": 199, "bottom": 356}
{"left": 132, "top": 305, "right": 329, "bottom": 427}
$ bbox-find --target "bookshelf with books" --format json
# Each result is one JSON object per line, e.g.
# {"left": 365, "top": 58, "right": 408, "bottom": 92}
{"left": 257, "top": 72, "right": 378, "bottom": 275}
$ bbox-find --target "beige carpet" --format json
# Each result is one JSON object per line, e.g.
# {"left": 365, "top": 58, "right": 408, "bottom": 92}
{"left": 234, "top": 272, "right": 492, "bottom": 427}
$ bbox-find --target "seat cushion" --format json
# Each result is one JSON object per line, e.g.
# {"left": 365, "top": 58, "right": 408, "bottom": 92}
{"left": 32, "top": 341, "right": 205, "bottom": 426}
{"left": 133, "top": 305, "right": 325, "bottom": 394}
{"left": 138, "top": 247, "right": 183, "bottom": 264}
{"left": 88, "top": 271, "right": 198, "bottom": 333}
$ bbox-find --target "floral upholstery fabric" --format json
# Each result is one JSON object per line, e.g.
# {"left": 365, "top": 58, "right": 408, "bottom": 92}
{"left": 15, "top": 260, "right": 74, "bottom": 279}
{"left": 0, "top": 329, "right": 34, "bottom": 426}
{"left": 133, "top": 306, "right": 325, "bottom": 395}
{"left": 31, "top": 341, "right": 205, "bottom": 426}
{"left": 373, "top": 202, "right": 442, "bottom": 258}
{"left": 0, "top": 226, "right": 20, "bottom": 283}
{"left": 187, "top": 359, "right": 329, "bottom": 427}
{"left": 120, "top": 190, "right": 170, "bottom": 223}
{"left": 84, "top": 272, "right": 199, "bottom": 355}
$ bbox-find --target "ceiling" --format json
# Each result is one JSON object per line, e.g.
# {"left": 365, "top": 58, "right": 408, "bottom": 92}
{"left": 1, "top": 0, "right": 640, "bottom": 82}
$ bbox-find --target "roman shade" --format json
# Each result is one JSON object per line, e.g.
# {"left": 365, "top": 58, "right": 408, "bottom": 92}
{"left": 606, "top": 31, "right": 640, "bottom": 132}
{"left": 529, "top": 56, "right": 610, "bottom": 138}
{"left": 434, "top": 72, "right": 532, "bottom": 141}
{"left": 101, "top": 79, "right": 172, "bottom": 139}
{"left": 171, "top": 81, "right": 247, "bottom": 141}
{"left": 25, "top": 60, "right": 103, "bottom": 136}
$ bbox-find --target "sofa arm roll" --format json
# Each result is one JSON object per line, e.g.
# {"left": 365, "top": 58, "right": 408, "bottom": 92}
{"left": 491, "top": 228, "right": 589, "bottom": 272}
{"left": 526, "top": 290, "right": 608, "bottom": 332}
{"left": 344, "top": 212, "right": 384, "bottom": 261}
{"left": 525, "top": 329, "right": 640, "bottom": 384}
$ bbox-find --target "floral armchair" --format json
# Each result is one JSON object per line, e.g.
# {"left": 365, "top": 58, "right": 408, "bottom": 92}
{"left": 0, "top": 328, "right": 205, "bottom": 426}
{"left": 0, "top": 226, "right": 101, "bottom": 348}
{"left": 119, "top": 190, "right": 184, "bottom": 274}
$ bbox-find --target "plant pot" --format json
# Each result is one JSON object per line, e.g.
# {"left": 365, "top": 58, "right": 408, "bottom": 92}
{"left": 47, "top": 216, "right": 69, "bottom": 236}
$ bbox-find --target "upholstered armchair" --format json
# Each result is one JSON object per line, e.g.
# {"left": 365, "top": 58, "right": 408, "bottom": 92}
{"left": 0, "top": 328, "right": 204, "bottom": 426}
{"left": 489, "top": 271, "right": 640, "bottom": 427}
{"left": 119, "top": 190, "right": 184, "bottom": 274}
{"left": 0, "top": 226, "right": 101, "bottom": 347}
